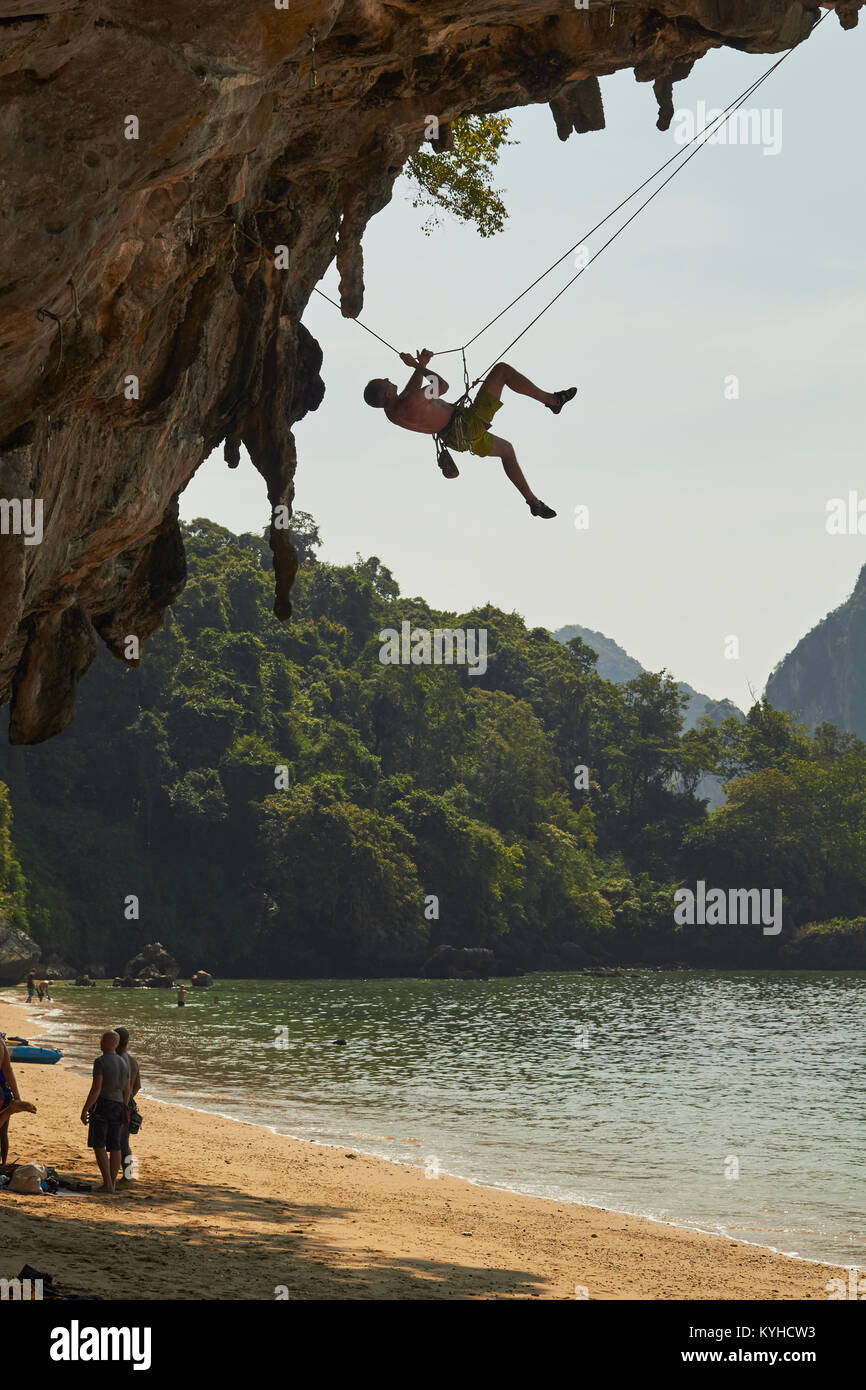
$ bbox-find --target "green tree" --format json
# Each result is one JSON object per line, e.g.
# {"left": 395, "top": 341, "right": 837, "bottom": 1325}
{"left": 7, "top": 514, "right": 850, "bottom": 977}
{"left": 716, "top": 699, "right": 811, "bottom": 781}
{"left": 590, "top": 672, "right": 703, "bottom": 872}
{"left": 404, "top": 114, "right": 517, "bottom": 237}
{"left": 686, "top": 752, "right": 866, "bottom": 925}
{"left": 0, "top": 781, "right": 28, "bottom": 933}
{"left": 287, "top": 511, "right": 322, "bottom": 566}
{"left": 256, "top": 778, "right": 427, "bottom": 975}
{"left": 385, "top": 787, "right": 522, "bottom": 947}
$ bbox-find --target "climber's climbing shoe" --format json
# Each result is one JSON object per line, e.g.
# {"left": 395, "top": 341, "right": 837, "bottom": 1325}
{"left": 546, "top": 387, "right": 577, "bottom": 415}
{"left": 528, "top": 499, "right": 557, "bottom": 519}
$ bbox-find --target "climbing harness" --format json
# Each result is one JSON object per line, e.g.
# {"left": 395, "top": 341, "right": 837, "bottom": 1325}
{"left": 433, "top": 348, "right": 473, "bottom": 468}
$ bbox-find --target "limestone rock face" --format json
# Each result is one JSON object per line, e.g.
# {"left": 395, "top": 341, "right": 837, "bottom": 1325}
{"left": 0, "top": 918, "right": 39, "bottom": 985}
{"left": 0, "top": 2, "right": 859, "bottom": 742}
{"left": 40, "top": 957, "right": 78, "bottom": 980}
{"left": 765, "top": 563, "right": 866, "bottom": 738}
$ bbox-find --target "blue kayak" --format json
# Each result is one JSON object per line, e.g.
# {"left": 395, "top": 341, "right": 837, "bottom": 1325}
{"left": 9, "top": 1042, "right": 63, "bottom": 1064}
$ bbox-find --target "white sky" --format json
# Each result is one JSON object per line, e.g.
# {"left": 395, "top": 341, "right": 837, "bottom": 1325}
{"left": 181, "top": 19, "right": 866, "bottom": 709}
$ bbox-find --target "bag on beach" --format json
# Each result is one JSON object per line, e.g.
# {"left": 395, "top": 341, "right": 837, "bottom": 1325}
{"left": 127, "top": 1099, "right": 143, "bottom": 1135}
{"left": 10, "top": 1163, "right": 47, "bottom": 1194}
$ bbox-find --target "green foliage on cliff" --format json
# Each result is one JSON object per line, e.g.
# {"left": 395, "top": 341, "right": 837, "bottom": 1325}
{"left": 783, "top": 917, "right": 866, "bottom": 969}
{"left": 404, "top": 114, "right": 517, "bottom": 237}
{"left": 3, "top": 520, "right": 866, "bottom": 974}
{"left": 0, "top": 780, "right": 28, "bottom": 934}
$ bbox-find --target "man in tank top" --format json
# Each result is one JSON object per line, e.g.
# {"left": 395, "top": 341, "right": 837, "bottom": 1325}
{"left": 80, "top": 1030, "right": 130, "bottom": 1194}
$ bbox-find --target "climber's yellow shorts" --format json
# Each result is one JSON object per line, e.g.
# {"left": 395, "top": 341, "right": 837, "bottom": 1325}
{"left": 440, "top": 389, "right": 503, "bottom": 457}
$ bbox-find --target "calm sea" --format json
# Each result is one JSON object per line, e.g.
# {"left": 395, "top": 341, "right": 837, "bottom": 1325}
{"left": 6, "top": 970, "right": 864, "bottom": 1268}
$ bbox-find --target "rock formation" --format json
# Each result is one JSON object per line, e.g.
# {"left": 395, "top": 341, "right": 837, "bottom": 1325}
{"left": 1, "top": 2, "right": 860, "bottom": 743}
{"left": 40, "top": 957, "right": 78, "bottom": 980}
{"left": 765, "top": 562, "right": 866, "bottom": 738}
{"left": 122, "top": 939, "right": 178, "bottom": 986}
{"left": 0, "top": 918, "right": 39, "bottom": 985}
{"left": 424, "top": 944, "right": 496, "bottom": 979}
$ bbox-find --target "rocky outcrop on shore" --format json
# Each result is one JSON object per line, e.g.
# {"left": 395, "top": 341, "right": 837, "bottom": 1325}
{"left": 115, "top": 941, "right": 178, "bottom": 988}
{"left": 424, "top": 945, "right": 497, "bottom": 979}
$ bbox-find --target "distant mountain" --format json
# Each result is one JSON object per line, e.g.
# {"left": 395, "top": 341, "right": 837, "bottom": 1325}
{"left": 553, "top": 625, "right": 644, "bottom": 685}
{"left": 552, "top": 625, "right": 743, "bottom": 731}
{"left": 765, "top": 564, "right": 866, "bottom": 739}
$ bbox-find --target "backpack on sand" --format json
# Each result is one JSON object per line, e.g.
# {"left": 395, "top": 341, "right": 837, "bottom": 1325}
{"left": 9, "top": 1163, "right": 47, "bottom": 1194}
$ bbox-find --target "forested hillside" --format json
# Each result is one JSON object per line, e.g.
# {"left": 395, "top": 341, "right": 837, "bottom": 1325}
{"left": 2, "top": 519, "right": 865, "bottom": 976}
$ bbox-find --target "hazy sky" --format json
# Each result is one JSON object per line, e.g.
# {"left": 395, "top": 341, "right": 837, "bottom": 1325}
{"left": 181, "top": 18, "right": 865, "bottom": 710}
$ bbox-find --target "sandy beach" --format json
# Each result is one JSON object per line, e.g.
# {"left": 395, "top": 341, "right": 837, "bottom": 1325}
{"left": 0, "top": 997, "right": 846, "bottom": 1301}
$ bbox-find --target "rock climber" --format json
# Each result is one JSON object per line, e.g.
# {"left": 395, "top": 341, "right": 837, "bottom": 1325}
{"left": 363, "top": 350, "right": 576, "bottom": 519}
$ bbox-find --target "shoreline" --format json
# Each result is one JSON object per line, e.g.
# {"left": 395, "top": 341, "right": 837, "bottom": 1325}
{"left": 10, "top": 987, "right": 850, "bottom": 1272}
{"left": 0, "top": 996, "right": 850, "bottom": 1300}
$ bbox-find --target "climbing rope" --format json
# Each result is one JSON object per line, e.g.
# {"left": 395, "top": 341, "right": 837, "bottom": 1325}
{"left": 470, "top": 68, "right": 783, "bottom": 383}
{"left": 440, "top": 348, "right": 474, "bottom": 452}
{"left": 460, "top": 348, "right": 471, "bottom": 400}
{"left": 310, "top": 11, "right": 828, "bottom": 387}
{"left": 433, "top": 67, "right": 768, "bottom": 361}
{"left": 310, "top": 286, "right": 404, "bottom": 358}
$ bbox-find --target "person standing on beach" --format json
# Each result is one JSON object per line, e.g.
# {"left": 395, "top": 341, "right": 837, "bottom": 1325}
{"left": 0, "top": 1034, "right": 37, "bottom": 1163}
{"left": 80, "top": 1030, "right": 130, "bottom": 1195}
{"left": 37, "top": 979, "right": 52, "bottom": 1002}
{"left": 25, "top": 970, "right": 36, "bottom": 1004}
{"left": 114, "top": 1026, "right": 141, "bottom": 1188}
{"left": 177, "top": 985, "right": 186, "bottom": 1007}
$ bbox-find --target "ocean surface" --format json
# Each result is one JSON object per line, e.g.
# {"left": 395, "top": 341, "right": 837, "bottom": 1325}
{"left": 4, "top": 970, "right": 864, "bottom": 1268}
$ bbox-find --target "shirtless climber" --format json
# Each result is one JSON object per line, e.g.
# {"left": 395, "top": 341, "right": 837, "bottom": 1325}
{"left": 363, "top": 350, "right": 576, "bottom": 519}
